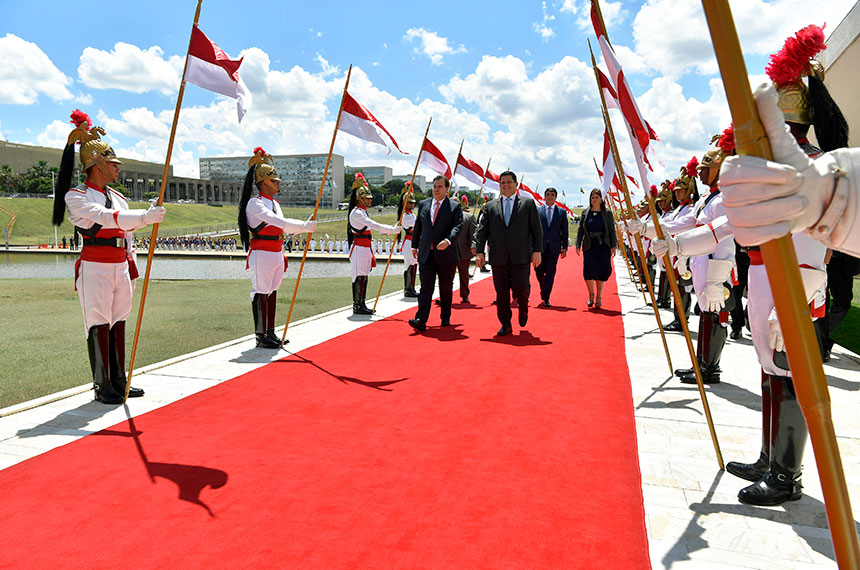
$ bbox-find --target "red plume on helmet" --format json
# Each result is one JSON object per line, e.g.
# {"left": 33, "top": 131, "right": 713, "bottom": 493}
{"left": 765, "top": 24, "right": 826, "bottom": 86}
{"left": 650, "top": 184, "right": 658, "bottom": 197}
{"left": 685, "top": 156, "right": 699, "bottom": 179}
{"left": 253, "top": 146, "right": 266, "bottom": 156}
{"left": 69, "top": 109, "right": 92, "bottom": 129}
{"left": 668, "top": 180, "right": 676, "bottom": 191}
{"left": 717, "top": 124, "right": 735, "bottom": 154}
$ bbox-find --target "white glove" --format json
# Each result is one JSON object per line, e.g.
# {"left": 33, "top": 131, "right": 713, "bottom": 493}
{"left": 392, "top": 225, "right": 402, "bottom": 234}
{"left": 767, "top": 308, "right": 784, "bottom": 352}
{"left": 649, "top": 237, "right": 678, "bottom": 258}
{"left": 303, "top": 218, "right": 318, "bottom": 232}
{"left": 673, "top": 255, "right": 688, "bottom": 273}
{"left": 702, "top": 282, "right": 726, "bottom": 312}
{"left": 720, "top": 83, "right": 841, "bottom": 246}
{"left": 626, "top": 219, "right": 643, "bottom": 235}
{"left": 143, "top": 205, "right": 166, "bottom": 225}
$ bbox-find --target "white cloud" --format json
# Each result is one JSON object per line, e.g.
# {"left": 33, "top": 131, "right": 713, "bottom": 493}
{"left": 403, "top": 28, "right": 466, "bottom": 66}
{"left": 562, "top": 0, "right": 626, "bottom": 31}
{"left": 0, "top": 120, "right": 4, "bottom": 141}
{"left": 533, "top": 2, "right": 556, "bottom": 41}
{"left": 314, "top": 54, "right": 340, "bottom": 78}
{"left": 36, "top": 120, "right": 72, "bottom": 149}
{"left": 0, "top": 34, "right": 74, "bottom": 104}
{"left": 631, "top": 0, "right": 856, "bottom": 80}
{"left": 74, "top": 92, "right": 93, "bottom": 105}
{"left": 78, "top": 42, "right": 183, "bottom": 95}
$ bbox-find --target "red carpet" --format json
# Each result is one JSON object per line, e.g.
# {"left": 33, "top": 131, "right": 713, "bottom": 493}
{"left": 0, "top": 257, "right": 649, "bottom": 569}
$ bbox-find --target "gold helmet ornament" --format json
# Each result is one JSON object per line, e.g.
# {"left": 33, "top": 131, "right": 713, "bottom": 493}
{"left": 675, "top": 156, "right": 698, "bottom": 198}
{"left": 698, "top": 125, "right": 735, "bottom": 186}
{"left": 657, "top": 179, "right": 673, "bottom": 204}
{"left": 765, "top": 24, "right": 827, "bottom": 125}
{"left": 249, "top": 147, "right": 279, "bottom": 185}
{"left": 352, "top": 172, "right": 372, "bottom": 201}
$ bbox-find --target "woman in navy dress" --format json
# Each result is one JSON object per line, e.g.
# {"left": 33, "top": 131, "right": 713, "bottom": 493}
{"left": 576, "top": 189, "right": 617, "bottom": 308}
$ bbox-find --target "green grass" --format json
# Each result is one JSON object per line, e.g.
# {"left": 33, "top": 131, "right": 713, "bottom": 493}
{"left": 829, "top": 277, "right": 860, "bottom": 356}
{"left": 0, "top": 197, "right": 343, "bottom": 244}
{"left": 0, "top": 275, "right": 404, "bottom": 408}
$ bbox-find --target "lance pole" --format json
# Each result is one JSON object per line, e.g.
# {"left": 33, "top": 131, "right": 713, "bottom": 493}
{"left": 470, "top": 157, "right": 492, "bottom": 277}
{"left": 703, "top": 0, "right": 859, "bottom": 562}
{"left": 596, "top": 157, "right": 639, "bottom": 291}
{"left": 125, "top": 0, "right": 203, "bottom": 401}
{"left": 589, "top": 42, "right": 673, "bottom": 376}
{"left": 281, "top": 64, "right": 353, "bottom": 343}
{"left": 370, "top": 118, "right": 432, "bottom": 312}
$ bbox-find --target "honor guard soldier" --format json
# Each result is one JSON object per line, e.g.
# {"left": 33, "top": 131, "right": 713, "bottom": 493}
{"left": 238, "top": 148, "right": 316, "bottom": 349}
{"left": 654, "top": 180, "right": 676, "bottom": 308}
{"left": 347, "top": 173, "right": 400, "bottom": 314}
{"left": 651, "top": 128, "right": 738, "bottom": 385}
{"left": 397, "top": 183, "right": 419, "bottom": 298}
{"left": 716, "top": 25, "right": 848, "bottom": 506}
{"left": 52, "top": 110, "right": 166, "bottom": 404}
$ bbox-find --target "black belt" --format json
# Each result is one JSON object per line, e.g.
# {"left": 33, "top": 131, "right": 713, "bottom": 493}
{"left": 251, "top": 234, "right": 284, "bottom": 241}
{"left": 84, "top": 237, "right": 126, "bottom": 248}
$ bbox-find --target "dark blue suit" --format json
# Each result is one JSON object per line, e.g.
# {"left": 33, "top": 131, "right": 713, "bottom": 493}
{"left": 412, "top": 196, "right": 464, "bottom": 324}
{"left": 535, "top": 203, "right": 568, "bottom": 303}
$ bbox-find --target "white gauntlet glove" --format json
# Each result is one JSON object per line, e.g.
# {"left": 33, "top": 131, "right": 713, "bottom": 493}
{"left": 303, "top": 217, "right": 318, "bottom": 233}
{"left": 144, "top": 205, "right": 166, "bottom": 225}
{"left": 703, "top": 258, "right": 734, "bottom": 312}
{"left": 625, "top": 219, "right": 643, "bottom": 235}
{"left": 767, "top": 308, "right": 785, "bottom": 352}
{"left": 391, "top": 225, "right": 403, "bottom": 235}
{"left": 720, "top": 83, "right": 842, "bottom": 246}
{"left": 649, "top": 236, "right": 678, "bottom": 258}
{"left": 766, "top": 266, "right": 827, "bottom": 350}
{"left": 673, "top": 255, "right": 688, "bottom": 274}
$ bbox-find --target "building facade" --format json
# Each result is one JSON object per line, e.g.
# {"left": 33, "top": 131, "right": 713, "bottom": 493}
{"left": 345, "top": 165, "right": 392, "bottom": 187}
{"left": 200, "top": 153, "right": 345, "bottom": 208}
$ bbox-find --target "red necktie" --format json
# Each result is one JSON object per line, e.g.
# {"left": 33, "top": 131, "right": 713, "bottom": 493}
{"left": 432, "top": 201, "right": 440, "bottom": 224}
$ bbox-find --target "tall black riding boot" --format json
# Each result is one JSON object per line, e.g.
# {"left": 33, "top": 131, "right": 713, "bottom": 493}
{"left": 681, "top": 311, "right": 726, "bottom": 383}
{"left": 253, "top": 294, "right": 279, "bottom": 348}
{"left": 738, "top": 375, "right": 807, "bottom": 505}
{"left": 404, "top": 267, "right": 419, "bottom": 298}
{"left": 109, "top": 321, "right": 144, "bottom": 398}
{"left": 264, "top": 291, "right": 284, "bottom": 346}
{"left": 88, "top": 324, "right": 123, "bottom": 404}
{"left": 727, "top": 370, "right": 771, "bottom": 481}
{"left": 353, "top": 277, "right": 373, "bottom": 315}
{"left": 665, "top": 290, "right": 691, "bottom": 332}
{"left": 657, "top": 271, "right": 671, "bottom": 307}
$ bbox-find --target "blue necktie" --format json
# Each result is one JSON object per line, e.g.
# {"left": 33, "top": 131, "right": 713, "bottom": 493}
{"left": 504, "top": 197, "right": 512, "bottom": 226}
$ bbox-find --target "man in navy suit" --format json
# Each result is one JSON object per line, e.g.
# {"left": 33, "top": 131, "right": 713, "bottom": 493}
{"left": 535, "top": 187, "right": 568, "bottom": 307}
{"left": 408, "top": 175, "right": 464, "bottom": 331}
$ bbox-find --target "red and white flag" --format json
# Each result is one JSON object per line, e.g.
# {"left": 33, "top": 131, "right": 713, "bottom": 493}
{"left": 419, "top": 137, "right": 452, "bottom": 179}
{"left": 591, "top": 1, "right": 659, "bottom": 178}
{"left": 455, "top": 154, "right": 485, "bottom": 187}
{"left": 518, "top": 182, "right": 544, "bottom": 204}
{"left": 185, "top": 26, "right": 251, "bottom": 122}
{"left": 596, "top": 67, "right": 619, "bottom": 110}
{"left": 483, "top": 168, "right": 500, "bottom": 192}
{"left": 338, "top": 91, "right": 407, "bottom": 154}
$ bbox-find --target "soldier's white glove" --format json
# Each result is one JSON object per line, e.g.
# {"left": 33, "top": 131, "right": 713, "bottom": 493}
{"left": 626, "top": 219, "right": 644, "bottom": 235}
{"left": 720, "top": 83, "right": 842, "bottom": 246}
{"left": 650, "top": 237, "right": 678, "bottom": 258}
{"left": 392, "top": 225, "right": 402, "bottom": 234}
{"left": 703, "top": 259, "right": 734, "bottom": 312}
{"left": 303, "top": 217, "right": 317, "bottom": 233}
{"left": 767, "top": 308, "right": 785, "bottom": 352}
{"left": 673, "top": 255, "right": 688, "bottom": 273}
{"left": 143, "top": 205, "right": 166, "bottom": 225}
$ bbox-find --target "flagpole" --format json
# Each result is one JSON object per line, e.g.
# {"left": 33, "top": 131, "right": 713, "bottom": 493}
{"left": 124, "top": 0, "right": 203, "bottom": 402}
{"left": 595, "top": 156, "right": 638, "bottom": 292}
{"left": 470, "top": 158, "right": 492, "bottom": 277}
{"left": 370, "top": 117, "right": 432, "bottom": 313}
{"left": 703, "top": 1, "right": 859, "bottom": 562}
{"left": 588, "top": 42, "right": 674, "bottom": 378}
{"left": 281, "top": 65, "right": 353, "bottom": 342}
{"left": 589, "top": 31, "right": 724, "bottom": 469}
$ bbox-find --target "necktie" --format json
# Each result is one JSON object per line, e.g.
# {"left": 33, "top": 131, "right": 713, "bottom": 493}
{"left": 504, "top": 197, "right": 512, "bottom": 226}
{"left": 546, "top": 205, "right": 552, "bottom": 226}
{"left": 432, "top": 201, "right": 440, "bottom": 224}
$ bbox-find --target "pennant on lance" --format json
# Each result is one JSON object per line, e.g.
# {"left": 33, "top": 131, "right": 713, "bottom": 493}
{"left": 419, "top": 138, "right": 452, "bottom": 179}
{"left": 518, "top": 182, "right": 544, "bottom": 203}
{"left": 455, "top": 154, "right": 485, "bottom": 187}
{"left": 338, "top": 91, "right": 407, "bottom": 155}
{"left": 186, "top": 26, "right": 252, "bottom": 122}
{"left": 483, "top": 168, "right": 500, "bottom": 192}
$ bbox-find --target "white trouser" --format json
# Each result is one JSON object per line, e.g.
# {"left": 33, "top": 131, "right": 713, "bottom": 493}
{"left": 748, "top": 264, "right": 788, "bottom": 376}
{"left": 401, "top": 238, "right": 417, "bottom": 267}
{"left": 350, "top": 244, "right": 374, "bottom": 281}
{"left": 249, "top": 250, "right": 285, "bottom": 299}
{"left": 76, "top": 260, "right": 134, "bottom": 336}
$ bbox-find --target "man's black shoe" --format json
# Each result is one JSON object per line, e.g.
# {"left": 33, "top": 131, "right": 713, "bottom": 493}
{"left": 664, "top": 320, "right": 685, "bottom": 332}
{"left": 434, "top": 299, "right": 441, "bottom": 306}
{"left": 496, "top": 326, "right": 512, "bottom": 336}
{"left": 460, "top": 297, "right": 469, "bottom": 303}
{"left": 679, "top": 372, "right": 720, "bottom": 384}
{"left": 441, "top": 319, "right": 451, "bottom": 327}
{"left": 408, "top": 318, "right": 426, "bottom": 332}
{"left": 730, "top": 328, "right": 742, "bottom": 340}
{"left": 518, "top": 312, "right": 528, "bottom": 327}
{"left": 256, "top": 333, "right": 281, "bottom": 349}
{"left": 544, "top": 300, "right": 552, "bottom": 307}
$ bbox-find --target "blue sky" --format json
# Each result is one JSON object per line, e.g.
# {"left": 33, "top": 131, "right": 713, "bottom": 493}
{"left": 0, "top": 0, "right": 854, "bottom": 202}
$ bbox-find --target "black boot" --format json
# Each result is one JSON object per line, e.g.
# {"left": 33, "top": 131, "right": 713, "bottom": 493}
{"left": 353, "top": 277, "right": 373, "bottom": 315}
{"left": 680, "top": 312, "right": 724, "bottom": 384}
{"left": 738, "top": 375, "right": 807, "bottom": 506}
{"left": 404, "top": 267, "right": 419, "bottom": 298}
{"left": 727, "top": 371, "right": 772, "bottom": 482}
{"left": 253, "top": 294, "right": 280, "bottom": 348}
{"left": 264, "top": 292, "right": 285, "bottom": 347}
{"left": 88, "top": 325, "right": 123, "bottom": 404}
{"left": 109, "top": 321, "right": 144, "bottom": 398}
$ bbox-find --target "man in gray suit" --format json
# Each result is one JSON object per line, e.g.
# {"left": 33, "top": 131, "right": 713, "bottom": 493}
{"left": 474, "top": 171, "right": 543, "bottom": 336}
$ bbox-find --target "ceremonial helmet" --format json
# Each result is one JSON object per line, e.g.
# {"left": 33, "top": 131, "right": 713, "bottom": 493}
{"left": 766, "top": 24, "right": 848, "bottom": 151}
{"left": 460, "top": 195, "right": 469, "bottom": 208}
{"left": 52, "top": 110, "right": 120, "bottom": 226}
{"left": 657, "top": 180, "right": 673, "bottom": 205}
{"left": 675, "top": 157, "right": 698, "bottom": 199}
{"left": 352, "top": 172, "right": 372, "bottom": 201}
{"left": 698, "top": 125, "right": 735, "bottom": 184}
{"left": 249, "top": 147, "right": 279, "bottom": 185}
{"left": 402, "top": 181, "right": 416, "bottom": 205}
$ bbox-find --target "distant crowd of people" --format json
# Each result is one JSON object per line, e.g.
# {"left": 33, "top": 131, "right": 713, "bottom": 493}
{"left": 133, "top": 235, "right": 239, "bottom": 252}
